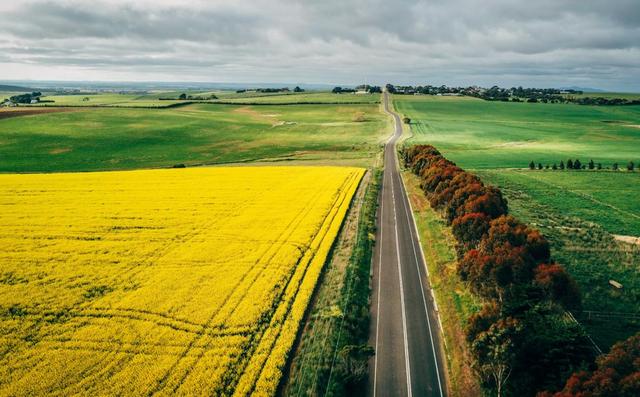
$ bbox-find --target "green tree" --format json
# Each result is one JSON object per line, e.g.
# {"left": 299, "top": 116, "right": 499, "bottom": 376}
{"left": 471, "top": 316, "right": 522, "bottom": 397}
{"left": 529, "top": 161, "right": 535, "bottom": 170}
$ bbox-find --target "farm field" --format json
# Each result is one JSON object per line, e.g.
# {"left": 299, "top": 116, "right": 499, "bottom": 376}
{"left": 396, "top": 94, "right": 640, "bottom": 350}
{"left": 213, "top": 92, "right": 380, "bottom": 104}
{"left": 31, "top": 93, "right": 184, "bottom": 108}
{"left": 19, "top": 91, "right": 379, "bottom": 108}
{"left": 477, "top": 170, "right": 640, "bottom": 349}
{"left": 476, "top": 170, "right": 640, "bottom": 237}
{"left": 0, "top": 166, "right": 364, "bottom": 396}
{"left": 395, "top": 95, "right": 640, "bottom": 169}
{"left": 0, "top": 92, "right": 22, "bottom": 101}
{"left": 0, "top": 102, "right": 386, "bottom": 172}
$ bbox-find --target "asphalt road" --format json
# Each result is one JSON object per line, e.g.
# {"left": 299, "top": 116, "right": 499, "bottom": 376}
{"left": 368, "top": 92, "right": 448, "bottom": 397}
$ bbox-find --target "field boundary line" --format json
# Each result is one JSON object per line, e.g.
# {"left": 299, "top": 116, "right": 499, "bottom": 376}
{"left": 516, "top": 171, "right": 640, "bottom": 221}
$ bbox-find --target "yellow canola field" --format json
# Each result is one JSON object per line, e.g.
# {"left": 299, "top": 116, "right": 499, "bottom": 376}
{"left": 0, "top": 166, "right": 364, "bottom": 396}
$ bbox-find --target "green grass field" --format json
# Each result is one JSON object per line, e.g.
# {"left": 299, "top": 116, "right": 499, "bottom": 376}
{"left": 213, "top": 92, "right": 380, "bottom": 104}
{"left": 17, "top": 91, "right": 379, "bottom": 108}
{"left": 397, "top": 94, "right": 640, "bottom": 350}
{"left": 395, "top": 95, "right": 640, "bottom": 169}
{"left": 477, "top": 170, "right": 640, "bottom": 236}
{"left": 0, "top": 91, "right": 22, "bottom": 100}
{"left": 478, "top": 170, "right": 640, "bottom": 349}
{"left": 0, "top": 102, "right": 386, "bottom": 172}
{"left": 32, "top": 93, "right": 184, "bottom": 107}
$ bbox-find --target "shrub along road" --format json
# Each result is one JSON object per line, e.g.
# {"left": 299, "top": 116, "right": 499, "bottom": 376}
{"left": 368, "top": 92, "right": 447, "bottom": 397}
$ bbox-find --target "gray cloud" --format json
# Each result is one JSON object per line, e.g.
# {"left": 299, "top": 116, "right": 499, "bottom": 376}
{"left": 0, "top": 0, "right": 638, "bottom": 90}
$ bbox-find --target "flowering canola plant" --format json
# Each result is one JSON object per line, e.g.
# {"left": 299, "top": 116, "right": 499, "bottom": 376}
{"left": 0, "top": 166, "right": 364, "bottom": 396}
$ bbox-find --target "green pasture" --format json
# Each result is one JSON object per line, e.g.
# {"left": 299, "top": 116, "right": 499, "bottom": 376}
{"left": 395, "top": 95, "right": 640, "bottom": 169}
{"left": 477, "top": 170, "right": 640, "bottom": 236}
{"left": 478, "top": 170, "right": 640, "bottom": 350}
{"left": 213, "top": 92, "right": 381, "bottom": 104}
{"left": 0, "top": 102, "right": 386, "bottom": 172}
{"left": 32, "top": 93, "right": 183, "bottom": 107}
{"left": 16, "top": 90, "right": 380, "bottom": 107}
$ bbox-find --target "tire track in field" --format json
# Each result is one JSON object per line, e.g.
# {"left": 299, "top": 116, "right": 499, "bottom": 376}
{"left": 292, "top": 172, "right": 368, "bottom": 395}
{"left": 171, "top": 177, "right": 343, "bottom": 395}
{"left": 149, "top": 179, "right": 335, "bottom": 395}
{"left": 515, "top": 171, "right": 640, "bottom": 221}
{"left": 239, "top": 172, "right": 362, "bottom": 396}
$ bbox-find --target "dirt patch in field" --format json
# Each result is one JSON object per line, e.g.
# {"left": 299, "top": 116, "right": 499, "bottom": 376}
{"left": 614, "top": 235, "right": 640, "bottom": 246}
{"left": 317, "top": 122, "right": 352, "bottom": 126}
{"left": 49, "top": 148, "right": 72, "bottom": 155}
{"left": 232, "top": 106, "right": 281, "bottom": 125}
{"left": 0, "top": 108, "right": 77, "bottom": 120}
{"left": 271, "top": 121, "right": 297, "bottom": 127}
{"left": 491, "top": 140, "right": 535, "bottom": 148}
{"left": 624, "top": 124, "right": 640, "bottom": 129}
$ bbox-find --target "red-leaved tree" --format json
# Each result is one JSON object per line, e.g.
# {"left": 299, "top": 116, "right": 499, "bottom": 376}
{"left": 534, "top": 263, "right": 581, "bottom": 310}
{"left": 539, "top": 332, "right": 640, "bottom": 397}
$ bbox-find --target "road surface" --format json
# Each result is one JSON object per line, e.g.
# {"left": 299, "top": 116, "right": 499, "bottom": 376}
{"left": 368, "top": 92, "right": 448, "bottom": 397}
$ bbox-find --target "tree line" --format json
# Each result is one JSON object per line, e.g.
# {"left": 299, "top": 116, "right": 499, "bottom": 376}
{"left": 528, "top": 159, "right": 635, "bottom": 171}
{"left": 7, "top": 92, "right": 42, "bottom": 104}
{"left": 403, "top": 145, "right": 606, "bottom": 396}
{"left": 159, "top": 93, "right": 218, "bottom": 101}
{"left": 385, "top": 83, "right": 640, "bottom": 106}
{"left": 234, "top": 87, "right": 304, "bottom": 93}
{"left": 332, "top": 85, "right": 381, "bottom": 94}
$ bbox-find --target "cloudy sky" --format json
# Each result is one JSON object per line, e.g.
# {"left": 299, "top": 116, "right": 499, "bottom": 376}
{"left": 1, "top": 0, "right": 639, "bottom": 90}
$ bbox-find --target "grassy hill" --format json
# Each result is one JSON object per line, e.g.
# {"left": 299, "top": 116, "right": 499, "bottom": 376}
{"left": 0, "top": 102, "right": 386, "bottom": 172}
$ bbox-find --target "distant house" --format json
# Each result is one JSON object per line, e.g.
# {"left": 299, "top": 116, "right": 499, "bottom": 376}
{"left": 355, "top": 90, "right": 369, "bottom": 95}
{"left": 30, "top": 99, "right": 39, "bottom": 104}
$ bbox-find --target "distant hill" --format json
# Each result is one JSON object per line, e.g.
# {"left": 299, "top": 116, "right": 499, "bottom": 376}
{"left": 0, "top": 84, "right": 36, "bottom": 92}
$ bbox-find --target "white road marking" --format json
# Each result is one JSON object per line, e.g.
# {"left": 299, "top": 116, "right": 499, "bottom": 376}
{"left": 391, "top": 171, "right": 413, "bottom": 397}
{"left": 373, "top": 166, "right": 385, "bottom": 397}
{"left": 397, "top": 173, "right": 445, "bottom": 397}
